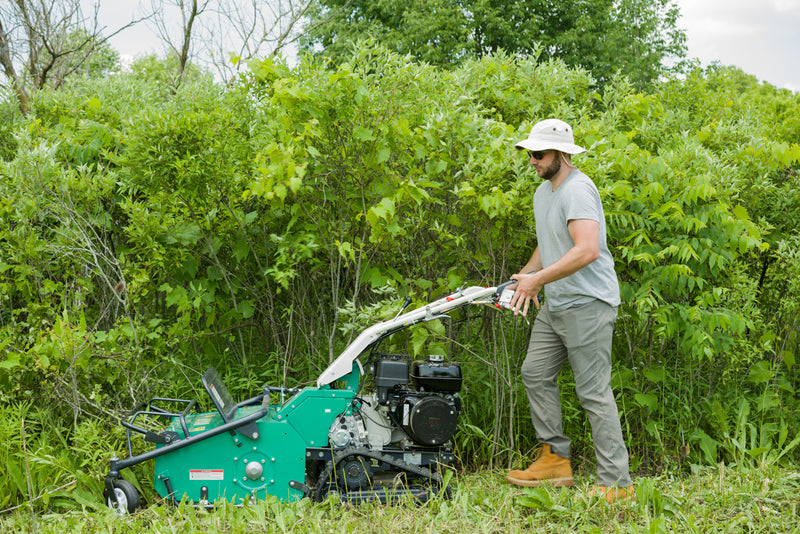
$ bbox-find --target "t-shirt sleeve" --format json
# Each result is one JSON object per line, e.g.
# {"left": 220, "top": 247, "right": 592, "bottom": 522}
{"left": 564, "top": 179, "right": 601, "bottom": 223}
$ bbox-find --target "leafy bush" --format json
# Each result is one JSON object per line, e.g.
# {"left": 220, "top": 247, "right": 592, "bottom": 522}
{"left": 1, "top": 46, "right": 799, "bottom": 516}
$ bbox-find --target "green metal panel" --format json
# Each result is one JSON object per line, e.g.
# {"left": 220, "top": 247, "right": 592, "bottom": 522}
{"left": 280, "top": 389, "right": 355, "bottom": 445}
{"left": 154, "top": 387, "right": 355, "bottom": 504}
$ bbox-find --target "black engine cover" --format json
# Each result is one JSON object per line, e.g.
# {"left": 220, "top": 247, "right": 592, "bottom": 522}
{"left": 374, "top": 355, "right": 410, "bottom": 404}
{"left": 412, "top": 360, "right": 462, "bottom": 393}
{"left": 401, "top": 395, "right": 459, "bottom": 446}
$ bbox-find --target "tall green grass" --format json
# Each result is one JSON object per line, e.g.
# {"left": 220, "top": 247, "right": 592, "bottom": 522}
{"left": 2, "top": 466, "right": 798, "bottom": 533}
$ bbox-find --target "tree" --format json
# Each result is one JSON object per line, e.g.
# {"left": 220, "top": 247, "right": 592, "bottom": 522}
{"left": 299, "top": 0, "right": 472, "bottom": 68}
{"left": 0, "top": 16, "right": 28, "bottom": 111}
{"left": 126, "top": 53, "right": 212, "bottom": 89}
{"left": 50, "top": 28, "right": 120, "bottom": 81}
{"left": 1, "top": 45, "right": 799, "bottom": 480}
{"left": 148, "top": 0, "right": 209, "bottom": 89}
{"left": 606, "top": 0, "right": 687, "bottom": 88}
{"left": 0, "top": 0, "right": 137, "bottom": 113}
{"left": 300, "top": 0, "right": 686, "bottom": 88}
{"left": 147, "top": 0, "right": 317, "bottom": 85}
{"left": 202, "top": 0, "right": 316, "bottom": 82}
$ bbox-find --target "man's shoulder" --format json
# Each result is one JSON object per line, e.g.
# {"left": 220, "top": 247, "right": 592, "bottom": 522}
{"left": 565, "top": 169, "right": 594, "bottom": 186}
{"left": 564, "top": 170, "right": 600, "bottom": 196}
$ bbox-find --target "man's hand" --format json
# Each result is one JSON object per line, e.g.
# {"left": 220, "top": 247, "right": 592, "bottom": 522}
{"left": 506, "top": 219, "right": 600, "bottom": 317}
{"left": 508, "top": 272, "right": 544, "bottom": 317}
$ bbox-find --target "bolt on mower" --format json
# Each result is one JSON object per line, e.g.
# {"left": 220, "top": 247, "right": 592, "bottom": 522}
{"left": 103, "top": 281, "right": 518, "bottom": 513}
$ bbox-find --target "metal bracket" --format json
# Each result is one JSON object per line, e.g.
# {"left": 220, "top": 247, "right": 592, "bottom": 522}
{"left": 144, "top": 430, "right": 181, "bottom": 444}
{"left": 288, "top": 480, "right": 310, "bottom": 497}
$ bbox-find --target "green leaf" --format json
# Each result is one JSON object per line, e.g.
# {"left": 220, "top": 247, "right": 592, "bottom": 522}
{"left": 363, "top": 266, "right": 389, "bottom": 288}
{"left": 368, "top": 197, "right": 396, "bottom": 223}
{"left": 0, "top": 350, "right": 20, "bottom": 369}
{"left": 782, "top": 350, "right": 795, "bottom": 370}
{"left": 634, "top": 392, "right": 659, "bottom": 412}
{"left": 732, "top": 205, "right": 750, "bottom": 221}
{"left": 165, "top": 285, "right": 188, "bottom": 308}
{"left": 237, "top": 300, "right": 255, "bottom": 319}
{"left": 693, "top": 429, "right": 719, "bottom": 464}
{"left": 353, "top": 126, "right": 376, "bottom": 142}
{"left": 171, "top": 223, "right": 203, "bottom": 245}
{"left": 233, "top": 238, "right": 251, "bottom": 262}
{"left": 746, "top": 360, "right": 773, "bottom": 384}
{"left": 181, "top": 255, "right": 199, "bottom": 278}
{"left": 643, "top": 367, "right": 665, "bottom": 383}
{"left": 517, "top": 487, "right": 554, "bottom": 509}
{"left": 646, "top": 158, "right": 667, "bottom": 181}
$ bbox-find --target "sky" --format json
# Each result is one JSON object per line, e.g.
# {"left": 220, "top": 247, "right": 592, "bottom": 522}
{"left": 674, "top": 0, "right": 800, "bottom": 92}
{"left": 96, "top": 1, "right": 800, "bottom": 93}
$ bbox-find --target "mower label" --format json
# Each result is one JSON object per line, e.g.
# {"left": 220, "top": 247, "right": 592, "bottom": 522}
{"left": 189, "top": 469, "right": 224, "bottom": 481}
{"left": 193, "top": 414, "right": 214, "bottom": 425}
{"left": 403, "top": 452, "right": 422, "bottom": 465}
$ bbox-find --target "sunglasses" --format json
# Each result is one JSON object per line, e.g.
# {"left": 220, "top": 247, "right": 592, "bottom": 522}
{"left": 527, "top": 150, "right": 551, "bottom": 160}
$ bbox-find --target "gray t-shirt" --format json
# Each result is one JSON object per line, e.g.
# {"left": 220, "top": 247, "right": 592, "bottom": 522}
{"left": 533, "top": 169, "right": 620, "bottom": 311}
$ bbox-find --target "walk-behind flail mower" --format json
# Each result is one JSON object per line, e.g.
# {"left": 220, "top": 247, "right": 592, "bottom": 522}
{"left": 103, "top": 281, "right": 517, "bottom": 513}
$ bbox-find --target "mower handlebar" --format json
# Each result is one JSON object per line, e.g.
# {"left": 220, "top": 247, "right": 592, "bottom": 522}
{"left": 493, "top": 279, "right": 518, "bottom": 297}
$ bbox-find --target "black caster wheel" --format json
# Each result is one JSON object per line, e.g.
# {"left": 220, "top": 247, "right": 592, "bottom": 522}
{"left": 103, "top": 478, "right": 140, "bottom": 515}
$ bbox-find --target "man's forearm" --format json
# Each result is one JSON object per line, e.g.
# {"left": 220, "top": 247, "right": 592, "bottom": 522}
{"left": 518, "top": 247, "right": 543, "bottom": 275}
{"left": 529, "top": 244, "right": 597, "bottom": 287}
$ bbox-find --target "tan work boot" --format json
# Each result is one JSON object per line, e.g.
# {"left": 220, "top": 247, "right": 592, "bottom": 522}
{"left": 506, "top": 444, "right": 574, "bottom": 487}
{"left": 588, "top": 485, "right": 637, "bottom": 503}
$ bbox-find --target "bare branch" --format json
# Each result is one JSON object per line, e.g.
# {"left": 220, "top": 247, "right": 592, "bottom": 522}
{"left": 0, "top": 0, "right": 151, "bottom": 110}
{"left": 197, "top": 0, "right": 315, "bottom": 83}
{"left": 53, "top": 4, "right": 150, "bottom": 86}
{"left": 147, "top": 0, "right": 211, "bottom": 88}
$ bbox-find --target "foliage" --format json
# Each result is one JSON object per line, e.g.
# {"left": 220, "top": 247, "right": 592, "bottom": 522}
{"left": 0, "top": 90, "right": 23, "bottom": 160}
{"left": 125, "top": 54, "right": 214, "bottom": 92}
{"left": 1, "top": 44, "right": 799, "bottom": 517}
{"left": 0, "top": 1, "right": 123, "bottom": 113}
{"left": 0, "top": 403, "right": 128, "bottom": 515}
{"left": 2, "top": 465, "right": 800, "bottom": 532}
{"left": 300, "top": 0, "right": 687, "bottom": 88}
{"left": 52, "top": 29, "right": 121, "bottom": 83}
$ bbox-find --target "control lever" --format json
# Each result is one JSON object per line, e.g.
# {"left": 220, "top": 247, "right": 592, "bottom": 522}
{"left": 393, "top": 296, "right": 413, "bottom": 320}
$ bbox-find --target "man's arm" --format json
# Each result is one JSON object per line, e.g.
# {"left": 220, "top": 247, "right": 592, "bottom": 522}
{"left": 518, "top": 247, "right": 543, "bottom": 275}
{"left": 509, "top": 219, "right": 600, "bottom": 316}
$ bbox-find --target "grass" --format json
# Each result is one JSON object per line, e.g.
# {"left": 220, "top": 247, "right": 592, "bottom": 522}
{"left": 2, "top": 464, "right": 799, "bottom": 533}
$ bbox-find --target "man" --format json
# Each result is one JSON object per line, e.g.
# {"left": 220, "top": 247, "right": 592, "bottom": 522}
{"left": 505, "top": 118, "right": 635, "bottom": 503}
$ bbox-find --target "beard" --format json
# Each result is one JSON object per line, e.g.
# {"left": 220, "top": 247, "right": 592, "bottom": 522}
{"left": 539, "top": 153, "right": 562, "bottom": 181}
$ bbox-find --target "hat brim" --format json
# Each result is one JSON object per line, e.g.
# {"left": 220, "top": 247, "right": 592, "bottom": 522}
{"left": 515, "top": 138, "right": 586, "bottom": 155}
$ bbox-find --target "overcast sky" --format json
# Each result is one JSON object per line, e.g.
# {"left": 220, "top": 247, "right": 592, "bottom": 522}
{"left": 675, "top": 0, "right": 800, "bottom": 92}
{"left": 98, "top": 1, "right": 800, "bottom": 93}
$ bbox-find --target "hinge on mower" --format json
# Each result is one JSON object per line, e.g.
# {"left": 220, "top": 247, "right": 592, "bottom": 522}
{"left": 144, "top": 430, "right": 181, "bottom": 445}
{"left": 288, "top": 480, "right": 310, "bottom": 497}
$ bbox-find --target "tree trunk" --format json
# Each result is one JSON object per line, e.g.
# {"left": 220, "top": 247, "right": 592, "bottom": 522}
{"left": 0, "top": 18, "right": 30, "bottom": 113}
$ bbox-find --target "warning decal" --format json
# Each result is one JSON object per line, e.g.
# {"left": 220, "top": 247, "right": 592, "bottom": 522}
{"left": 189, "top": 469, "right": 224, "bottom": 481}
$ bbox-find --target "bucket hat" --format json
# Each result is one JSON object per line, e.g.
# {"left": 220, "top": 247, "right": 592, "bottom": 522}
{"left": 515, "top": 119, "right": 586, "bottom": 155}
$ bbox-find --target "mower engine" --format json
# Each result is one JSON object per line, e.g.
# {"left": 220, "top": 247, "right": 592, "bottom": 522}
{"left": 314, "top": 353, "right": 462, "bottom": 502}
{"left": 364, "top": 353, "right": 461, "bottom": 448}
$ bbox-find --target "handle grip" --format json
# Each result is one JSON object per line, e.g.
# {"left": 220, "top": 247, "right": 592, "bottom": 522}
{"left": 493, "top": 279, "right": 519, "bottom": 298}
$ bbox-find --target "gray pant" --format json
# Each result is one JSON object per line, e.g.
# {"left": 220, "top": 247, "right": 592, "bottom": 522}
{"left": 521, "top": 299, "right": 632, "bottom": 487}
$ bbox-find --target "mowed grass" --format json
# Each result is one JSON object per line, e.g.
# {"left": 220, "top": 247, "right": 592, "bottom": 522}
{"left": 2, "top": 464, "right": 799, "bottom": 533}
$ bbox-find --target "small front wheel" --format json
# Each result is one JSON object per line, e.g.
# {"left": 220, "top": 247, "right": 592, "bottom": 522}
{"left": 104, "top": 478, "right": 140, "bottom": 515}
